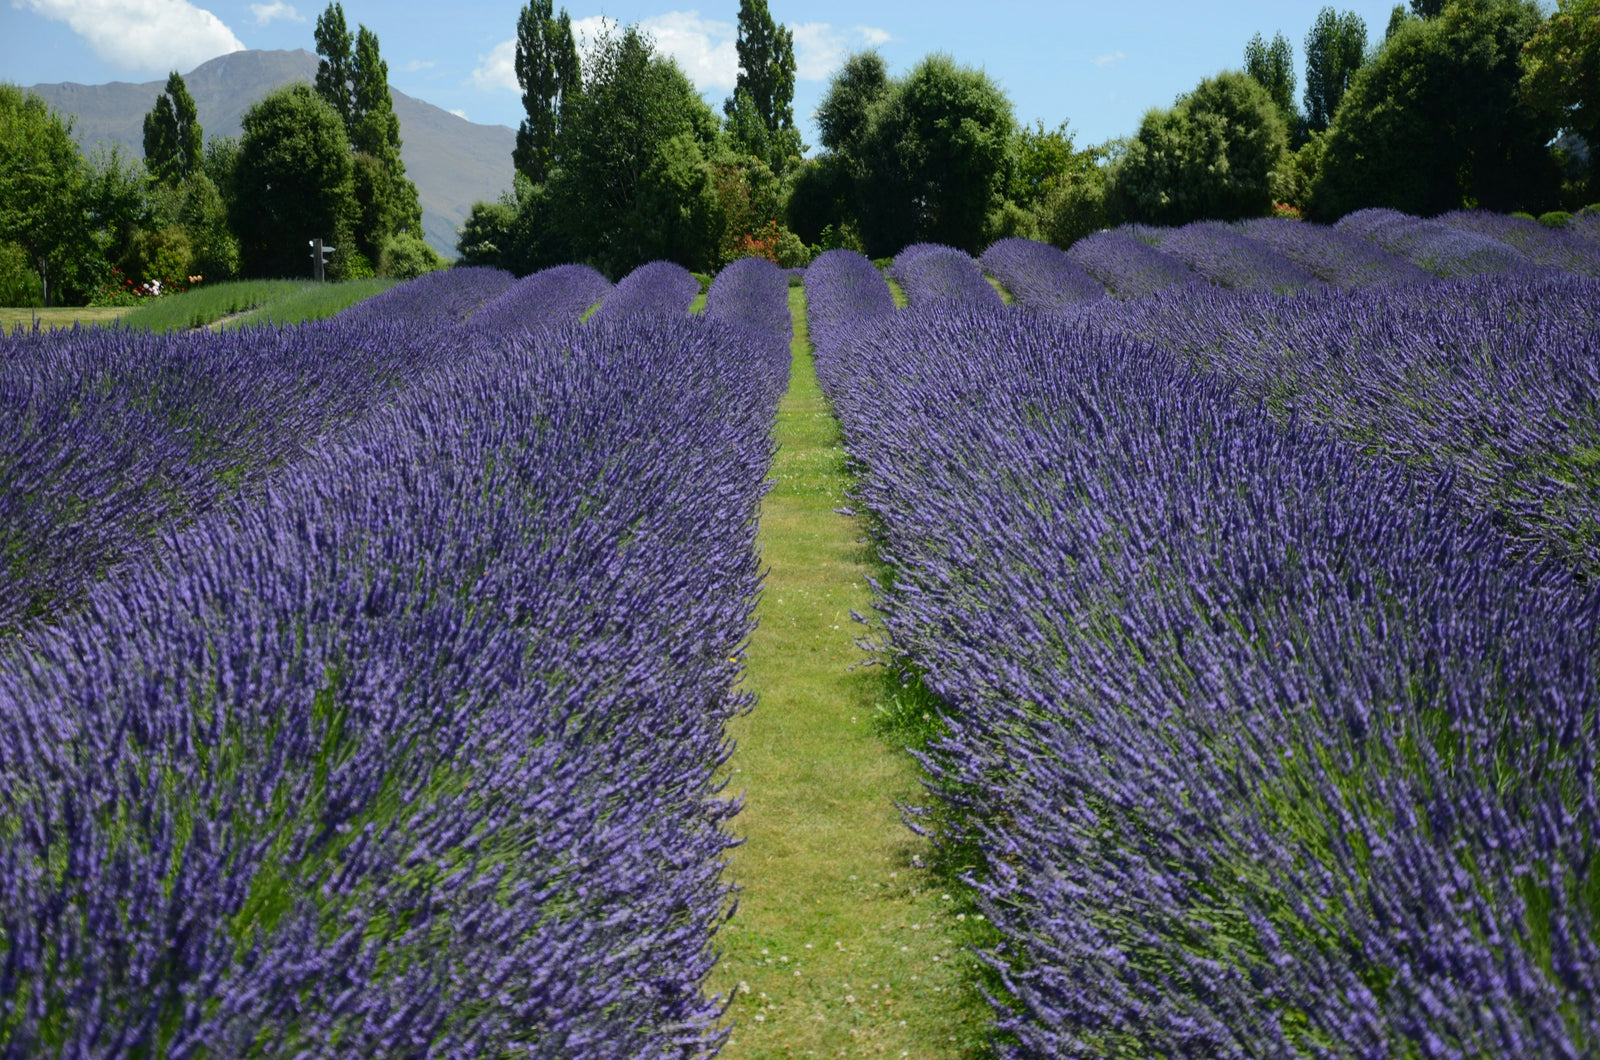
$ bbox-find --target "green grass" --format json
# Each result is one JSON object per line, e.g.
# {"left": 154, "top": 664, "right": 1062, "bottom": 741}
{"left": 223, "top": 278, "right": 396, "bottom": 328}
{"left": 885, "top": 277, "right": 909, "bottom": 309}
{"left": 119, "top": 279, "right": 316, "bottom": 330}
{"left": 711, "top": 287, "right": 991, "bottom": 1058}
{"left": 0, "top": 306, "right": 123, "bottom": 332}
{"left": 985, "top": 276, "right": 1014, "bottom": 305}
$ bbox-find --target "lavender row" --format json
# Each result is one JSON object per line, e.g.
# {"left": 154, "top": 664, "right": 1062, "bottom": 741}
{"left": 1064, "top": 230, "right": 1198, "bottom": 299}
{"left": 469, "top": 262, "right": 613, "bottom": 335}
{"left": 0, "top": 316, "right": 460, "bottom": 632}
{"left": 1334, "top": 208, "right": 1531, "bottom": 278}
{"left": 1139, "top": 221, "right": 1322, "bottom": 292}
{"left": 0, "top": 309, "right": 789, "bottom": 1057}
{"left": 1233, "top": 217, "right": 1435, "bottom": 289}
{"left": 804, "top": 281, "right": 1599, "bottom": 1056}
{"left": 890, "top": 243, "right": 1004, "bottom": 308}
{"left": 338, "top": 265, "right": 517, "bottom": 325}
{"left": 590, "top": 260, "right": 701, "bottom": 323}
{"left": 704, "top": 255, "right": 794, "bottom": 363}
{"left": 979, "top": 238, "right": 1106, "bottom": 312}
{"left": 1093, "top": 271, "right": 1600, "bottom": 571}
{"left": 1436, "top": 209, "right": 1600, "bottom": 278}
{"left": 804, "top": 249, "right": 897, "bottom": 357}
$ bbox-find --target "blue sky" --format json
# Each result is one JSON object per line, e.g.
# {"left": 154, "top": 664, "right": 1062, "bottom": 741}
{"left": 9, "top": 0, "right": 1414, "bottom": 149}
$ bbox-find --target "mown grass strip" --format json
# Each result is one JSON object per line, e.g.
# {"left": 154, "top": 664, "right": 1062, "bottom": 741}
{"left": 712, "top": 287, "right": 990, "bottom": 1058}
{"left": 0, "top": 307, "right": 123, "bottom": 332}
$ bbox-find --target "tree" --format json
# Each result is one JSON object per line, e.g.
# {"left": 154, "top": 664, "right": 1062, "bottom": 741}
{"left": 142, "top": 71, "right": 203, "bottom": 186}
{"left": 232, "top": 84, "right": 355, "bottom": 277}
{"left": 1304, "top": 8, "right": 1367, "bottom": 132}
{"left": 1410, "top": 0, "right": 1444, "bottom": 16}
{"left": 0, "top": 84, "right": 87, "bottom": 306}
{"left": 1521, "top": 0, "right": 1600, "bottom": 148}
{"left": 314, "top": 7, "right": 421, "bottom": 271}
{"left": 815, "top": 51, "right": 890, "bottom": 157}
{"left": 724, "top": 0, "right": 800, "bottom": 172}
{"left": 314, "top": 3, "right": 355, "bottom": 126}
{"left": 513, "top": 0, "right": 580, "bottom": 184}
{"left": 855, "top": 54, "right": 1016, "bottom": 255}
{"left": 549, "top": 24, "right": 720, "bottom": 276}
{"left": 1311, "top": 0, "right": 1559, "bottom": 218}
{"left": 1245, "top": 32, "right": 1298, "bottom": 123}
{"left": 1109, "top": 70, "right": 1289, "bottom": 225}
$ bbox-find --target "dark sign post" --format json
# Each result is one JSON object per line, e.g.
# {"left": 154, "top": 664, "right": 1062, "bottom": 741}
{"left": 309, "top": 238, "right": 336, "bottom": 282}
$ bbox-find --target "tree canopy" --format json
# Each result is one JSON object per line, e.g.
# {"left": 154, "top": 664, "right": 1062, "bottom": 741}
{"left": 724, "top": 0, "right": 800, "bottom": 172}
{"left": 1311, "top": 0, "right": 1559, "bottom": 218}
{"left": 1110, "top": 70, "right": 1289, "bottom": 225}
{"left": 232, "top": 83, "right": 355, "bottom": 277}
{"left": 0, "top": 84, "right": 86, "bottom": 306}
{"left": 1520, "top": 0, "right": 1600, "bottom": 147}
{"left": 513, "top": 0, "right": 580, "bottom": 184}
{"left": 1245, "top": 31, "right": 1298, "bottom": 123}
{"left": 1304, "top": 8, "right": 1367, "bottom": 132}
{"left": 142, "top": 71, "right": 202, "bottom": 186}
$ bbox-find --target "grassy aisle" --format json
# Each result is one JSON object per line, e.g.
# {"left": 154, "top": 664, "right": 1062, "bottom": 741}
{"left": 712, "top": 288, "right": 989, "bottom": 1058}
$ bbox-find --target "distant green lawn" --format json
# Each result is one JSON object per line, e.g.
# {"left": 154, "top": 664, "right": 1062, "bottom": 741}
{"left": 1, "top": 278, "right": 398, "bottom": 336}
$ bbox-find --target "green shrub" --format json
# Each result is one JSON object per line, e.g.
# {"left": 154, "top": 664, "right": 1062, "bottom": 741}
{"left": 379, "top": 232, "right": 445, "bottom": 279}
{"left": 1537, "top": 210, "right": 1573, "bottom": 228}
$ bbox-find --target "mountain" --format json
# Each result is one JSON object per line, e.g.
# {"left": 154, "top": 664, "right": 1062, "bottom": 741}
{"left": 25, "top": 50, "right": 517, "bottom": 260}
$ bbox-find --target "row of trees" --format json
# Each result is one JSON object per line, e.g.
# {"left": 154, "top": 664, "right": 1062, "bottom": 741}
{"left": 0, "top": 2, "right": 439, "bottom": 306}
{"left": 460, "top": 0, "right": 806, "bottom": 277}
{"left": 464, "top": 0, "right": 1594, "bottom": 278}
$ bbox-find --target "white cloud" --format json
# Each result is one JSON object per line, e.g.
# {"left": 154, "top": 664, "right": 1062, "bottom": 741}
{"left": 17, "top": 0, "right": 244, "bottom": 72}
{"left": 639, "top": 11, "right": 737, "bottom": 91}
{"left": 1092, "top": 50, "right": 1125, "bottom": 68}
{"left": 248, "top": 1, "right": 302, "bottom": 25}
{"left": 790, "top": 23, "right": 892, "bottom": 82}
{"left": 401, "top": 58, "right": 436, "bottom": 73}
{"left": 450, "top": 108, "right": 468, "bottom": 119}
{"left": 470, "top": 38, "right": 518, "bottom": 92}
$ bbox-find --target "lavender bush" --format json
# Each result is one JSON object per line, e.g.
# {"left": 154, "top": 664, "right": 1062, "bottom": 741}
{"left": 1234, "top": 217, "right": 1435, "bottom": 288}
{"left": 338, "top": 265, "right": 516, "bottom": 325}
{"left": 1436, "top": 209, "right": 1600, "bottom": 277}
{"left": 891, "top": 243, "right": 1004, "bottom": 307}
{"left": 1095, "top": 272, "right": 1600, "bottom": 572}
{"left": 806, "top": 283, "right": 1599, "bottom": 1057}
{"left": 1065, "top": 230, "right": 1199, "bottom": 299}
{"left": 1335, "top": 208, "right": 1531, "bottom": 278}
{"left": 0, "top": 302, "right": 790, "bottom": 1056}
{"left": 705, "top": 255, "right": 793, "bottom": 360}
{"left": 0, "top": 317, "right": 460, "bottom": 631}
{"left": 1146, "top": 221, "right": 1321, "bottom": 291}
{"left": 803, "top": 249, "right": 897, "bottom": 357}
{"left": 590, "top": 260, "right": 700, "bottom": 322}
{"left": 469, "top": 262, "right": 614, "bottom": 334}
{"left": 979, "top": 238, "right": 1107, "bottom": 311}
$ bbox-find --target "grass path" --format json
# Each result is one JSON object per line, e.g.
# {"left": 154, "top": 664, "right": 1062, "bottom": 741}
{"left": 711, "top": 288, "right": 989, "bottom": 1058}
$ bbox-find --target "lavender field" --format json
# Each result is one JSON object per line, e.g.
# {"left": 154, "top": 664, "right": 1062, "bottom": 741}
{"left": 1, "top": 209, "right": 1597, "bottom": 1057}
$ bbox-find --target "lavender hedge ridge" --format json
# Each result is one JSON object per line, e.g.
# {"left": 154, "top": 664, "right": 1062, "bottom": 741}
{"left": 1065, "top": 230, "right": 1199, "bottom": 299}
{"left": 591, "top": 260, "right": 701, "bottom": 322}
{"left": 0, "top": 299, "right": 789, "bottom": 1053}
{"left": 469, "top": 262, "right": 614, "bottom": 334}
{"left": 891, "top": 243, "right": 1004, "bottom": 307}
{"left": 979, "top": 238, "right": 1107, "bottom": 311}
{"left": 1234, "top": 217, "right": 1435, "bottom": 288}
{"left": 806, "top": 257, "right": 1599, "bottom": 1056}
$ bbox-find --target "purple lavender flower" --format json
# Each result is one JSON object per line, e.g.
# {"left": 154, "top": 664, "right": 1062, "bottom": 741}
{"left": 590, "top": 260, "right": 701, "bottom": 322}
{"left": 470, "top": 262, "right": 613, "bottom": 334}
{"left": 891, "top": 243, "right": 1004, "bottom": 307}
{"left": 1336, "top": 208, "right": 1531, "bottom": 278}
{"left": 1234, "top": 217, "right": 1435, "bottom": 288}
{"left": 979, "top": 238, "right": 1107, "bottom": 311}
{"left": 1065, "top": 231, "right": 1200, "bottom": 299}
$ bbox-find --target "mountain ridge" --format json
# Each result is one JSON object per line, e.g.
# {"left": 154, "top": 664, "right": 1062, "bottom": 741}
{"left": 25, "top": 49, "right": 517, "bottom": 260}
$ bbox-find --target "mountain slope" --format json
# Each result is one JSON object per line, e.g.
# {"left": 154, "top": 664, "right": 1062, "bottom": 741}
{"left": 26, "top": 50, "right": 516, "bottom": 260}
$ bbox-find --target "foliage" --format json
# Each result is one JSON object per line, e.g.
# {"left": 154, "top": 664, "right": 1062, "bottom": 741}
{"left": 313, "top": 2, "right": 355, "bottom": 125}
{"left": 1311, "top": 0, "right": 1559, "bottom": 219}
{"left": 232, "top": 83, "right": 355, "bottom": 278}
{"left": 455, "top": 198, "right": 517, "bottom": 268}
{"left": 815, "top": 51, "right": 891, "bottom": 158}
{"left": 0, "top": 83, "right": 87, "bottom": 306}
{"left": 378, "top": 231, "right": 444, "bottom": 279}
{"left": 513, "top": 0, "right": 580, "bottom": 184}
{"left": 141, "top": 71, "right": 203, "bottom": 186}
{"left": 723, "top": 0, "right": 800, "bottom": 173}
{"left": 1520, "top": 0, "right": 1600, "bottom": 168}
{"left": 547, "top": 23, "right": 721, "bottom": 277}
{"left": 1304, "top": 7, "right": 1367, "bottom": 132}
{"left": 1245, "top": 31, "right": 1298, "bottom": 125}
{"left": 711, "top": 151, "right": 783, "bottom": 264}
{"left": 1109, "top": 71, "right": 1289, "bottom": 225}
{"left": 855, "top": 54, "right": 1016, "bottom": 255}
{"left": 0, "top": 240, "right": 42, "bottom": 306}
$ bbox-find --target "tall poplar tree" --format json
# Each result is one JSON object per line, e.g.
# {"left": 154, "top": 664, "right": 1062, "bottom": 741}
{"left": 513, "top": 0, "right": 581, "bottom": 184}
{"left": 142, "top": 71, "right": 203, "bottom": 185}
{"left": 314, "top": 4, "right": 421, "bottom": 268}
{"left": 1304, "top": 8, "right": 1368, "bottom": 132}
{"left": 724, "top": 0, "right": 800, "bottom": 171}
{"left": 1244, "top": 32, "right": 1298, "bottom": 121}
